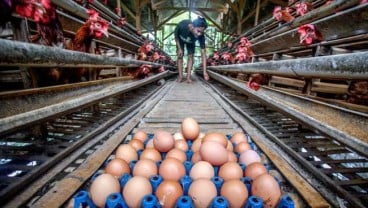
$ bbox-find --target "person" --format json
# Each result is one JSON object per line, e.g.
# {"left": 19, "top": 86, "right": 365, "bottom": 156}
{"left": 174, "top": 16, "right": 209, "bottom": 83}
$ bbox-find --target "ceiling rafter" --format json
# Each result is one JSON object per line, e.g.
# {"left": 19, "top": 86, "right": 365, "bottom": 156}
{"left": 196, "top": 10, "right": 223, "bottom": 31}
{"left": 156, "top": 10, "right": 185, "bottom": 29}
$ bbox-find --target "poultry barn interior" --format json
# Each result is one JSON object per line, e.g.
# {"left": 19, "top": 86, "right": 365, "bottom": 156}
{"left": 0, "top": 0, "right": 367, "bottom": 208}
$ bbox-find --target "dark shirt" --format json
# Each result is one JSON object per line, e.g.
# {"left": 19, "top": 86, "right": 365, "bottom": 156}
{"left": 174, "top": 19, "right": 205, "bottom": 49}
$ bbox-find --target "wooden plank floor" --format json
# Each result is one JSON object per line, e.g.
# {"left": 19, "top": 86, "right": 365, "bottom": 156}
{"left": 135, "top": 78, "right": 242, "bottom": 135}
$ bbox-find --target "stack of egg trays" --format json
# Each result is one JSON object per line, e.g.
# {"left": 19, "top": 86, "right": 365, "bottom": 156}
{"left": 73, "top": 133, "right": 295, "bottom": 208}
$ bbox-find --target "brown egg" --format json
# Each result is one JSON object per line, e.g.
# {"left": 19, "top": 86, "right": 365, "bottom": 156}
{"left": 159, "top": 158, "right": 186, "bottom": 181}
{"left": 227, "top": 150, "right": 238, "bottom": 162}
{"left": 140, "top": 148, "right": 162, "bottom": 162}
{"left": 226, "top": 140, "right": 234, "bottom": 151}
{"left": 123, "top": 176, "right": 152, "bottom": 208}
{"left": 145, "top": 139, "right": 154, "bottom": 148}
{"left": 156, "top": 180, "right": 183, "bottom": 208}
{"left": 129, "top": 139, "right": 144, "bottom": 151}
{"left": 133, "top": 130, "right": 148, "bottom": 143}
{"left": 188, "top": 178, "right": 217, "bottom": 208}
{"left": 191, "top": 137, "right": 203, "bottom": 152}
{"left": 166, "top": 148, "right": 187, "bottom": 162}
{"left": 175, "top": 139, "right": 189, "bottom": 152}
{"left": 200, "top": 141, "right": 228, "bottom": 166}
{"left": 202, "top": 132, "right": 228, "bottom": 147}
{"left": 115, "top": 144, "right": 138, "bottom": 163}
{"left": 239, "top": 150, "right": 261, "bottom": 166}
{"left": 190, "top": 161, "right": 215, "bottom": 180}
{"left": 191, "top": 151, "right": 202, "bottom": 163}
{"left": 105, "top": 158, "right": 130, "bottom": 178}
{"left": 153, "top": 130, "right": 175, "bottom": 153}
{"left": 220, "top": 179, "right": 248, "bottom": 208}
{"left": 173, "top": 132, "right": 185, "bottom": 140}
{"left": 231, "top": 132, "right": 248, "bottom": 145}
{"left": 90, "top": 173, "right": 120, "bottom": 207}
{"left": 251, "top": 173, "right": 282, "bottom": 208}
{"left": 244, "top": 162, "right": 268, "bottom": 180}
{"left": 133, "top": 159, "right": 158, "bottom": 178}
{"left": 197, "top": 132, "right": 205, "bottom": 140}
{"left": 218, "top": 162, "right": 243, "bottom": 181}
{"left": 181, "top": 117, "right": 200, "bottom": 140}
{"left": 235, "top": 141, "right": 251, "bottom": 154}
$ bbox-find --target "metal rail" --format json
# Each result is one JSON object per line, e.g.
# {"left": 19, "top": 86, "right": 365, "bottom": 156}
{"left": 207, "top": 72, "right": 367, "bottom": 207}
{"left": 0, "top": 72, "right": 173, "bottom": 136}
{"left": 0, "top": 38, "right": 174, "bottom": 68}
{"left": 209, "top": 51, "right": 368, "bottom": 79}
{"left": 0, "top": 78, "right": 171, "bottom": 205}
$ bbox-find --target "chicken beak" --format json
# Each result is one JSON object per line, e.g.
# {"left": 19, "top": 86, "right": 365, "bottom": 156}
{"left": 102, "top": 28, "right": 109, "bottom": 38}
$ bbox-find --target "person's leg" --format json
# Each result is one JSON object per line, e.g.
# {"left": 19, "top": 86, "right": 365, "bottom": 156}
{"left": 177, "top": 57, "right": 183, "bottom": 82}
{"left": 177, "top": 41, "right": 185, "bottom": 82}
{"left": 187, "top": 54, "right": 193, "bottom": 83}
{"left": 186, "top": 43, "right": 195, "bottom": 83}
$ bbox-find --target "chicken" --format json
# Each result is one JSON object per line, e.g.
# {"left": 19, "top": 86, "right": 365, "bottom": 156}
{"left": 295, "top": 2, "right": 313, "bottom": 16}
{"left": 273, "top": 6, "right": 294, "bottom": 23}
{"left": 131, "top": 64, "right": 152, "bottom": 79}
{"left": 346, "top": 81, "right": 368, "bottom": 106}
{"left": 62, "top": 9, "right": 109, "bottom": 83}
{"left": 235, "top": 36, "right": 253, "bottom": 63}
{"left": 0, "top": 0, "right": 52, "bottom": 28}
{"left": 297, "top": 24, "right": 323, "bottom": 45}
{"left": 137, "top": 41, "right": 154, "bottom": 61}
{"left": 27, "top": 0, "right": 66, "bottom": 87}
{"left": 220, "top": 52, "right": 234, "bottom": 65}
{"left": 247, "top": 74, "right": 269, "bottom": 91}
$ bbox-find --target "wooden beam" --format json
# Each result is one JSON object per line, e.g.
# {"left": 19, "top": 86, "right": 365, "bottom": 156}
{"left": 151, "top": 0, "right": 171, "bottom": 10}
{"left": 155, "top": 6, "right": 228, "bottom": 13}
{"left": 224, "top": 0, "right": 239, "bottom": 13}
{"left": 120, "top": 0, "right": 136, "bottom": 20}
{"left": 196, "top": 10, "right": 223, "bottom": 31}
{"left": 240, "top": 0, "right": 268, "bottom": 24}
{"left": 268, "top": 0, "right": 288, "bottom": 6}
{"left": 156, "top": 10, "right": 184, "bottom": 29}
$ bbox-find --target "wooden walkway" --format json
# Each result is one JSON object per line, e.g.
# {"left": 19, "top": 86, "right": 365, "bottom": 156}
{"left": 135, "top": 76, "right": 242, "bottom": 135}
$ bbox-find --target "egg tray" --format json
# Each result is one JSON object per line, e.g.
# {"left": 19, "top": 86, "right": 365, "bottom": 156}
{"left": 72, "top": 133, "right": 296, "bottom": 208}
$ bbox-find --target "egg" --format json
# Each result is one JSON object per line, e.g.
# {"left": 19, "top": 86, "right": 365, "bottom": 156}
{"left": 235, "top": 141, "right": 251, "bottom": 154}
{"left": 175, "top": 139, "right": 189, "bottom": 152}
{"left": 140, "top": 148, "right": 162, "bottom": 162}
{"left": 156, "top": 180, "right": 183, "bottom": 208}
{"left": 231, "top": 132, "right": 248, "bottom": 145}
{"left": 145, "top": 138, "right": 154, "bottom": 148}
{"left": 251, "top": 173, "right": 282, "bottom": 208}
{"left": 202, "top": 132, "right": 228, "bottom": 147}
{"left": 105, "top": 158, "right": 130, "bottom": 178}
{"left": 190, "top": 161, "right": 215, "bottom": 180}
{"left": 153, "top": 130, "right": 175, "bottom": 152}
{"left": 128, "top": 139, "right": 144, "bottom": 151}
{"left": 188, "top": 178, "right": 217, "bottom": 208}
{"left": 191, "top": 137, "right": 203, "bottom": 152}
{"left": 133, "top": 159, "right": 158, "bottom": 178}
{"left": 173, "top": 132, "right": 185, "bottom": 140}
{"left": 227, "top": 150, "right": 238, "bottom": 162}
{"left": 191, "top": 151, "right": 202, "bottom": 163}
{"left": 133, "top": 130, "right": 148, "bottom": 143}
{"left": 200, "top": 141, "right": 228, "bottom": 166}
{"left": 123, "top": 176, "right": 152, "bottom": 208}
{"left": 220, "top": 179, "right": 248, "bottom": 208}
{"left": 166, "top": 148, "right": 187, "bottom": 162}
{"left": 239, "top": 150, "right": 261, "bottom": 166}
{"left": 115, "top": 144, "right": 138, "bottom": 163}
{"left": 244, "top": 162, "right": 268, "bottom": 180}
{"left": 226, "top": 140, "right": 234, "bottom": 151}
{"left": 159, "top": 158, "right": 186, "bottom": 181}
{"left": 181, "top": 117, "right": 200, "bottom": 140}
{"left": 90, "top": 173, "right": 120, "bottom": 207}
{"left": 218, "top": 162, "right": 243, "bottom": 181}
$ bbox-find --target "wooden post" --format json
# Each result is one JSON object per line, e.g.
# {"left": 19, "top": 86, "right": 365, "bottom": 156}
{"left": 136, "top": 0, "right": 142, "bottom": 35}
{"left": 254, "top": 0, "right": 261, "bottom": 26}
